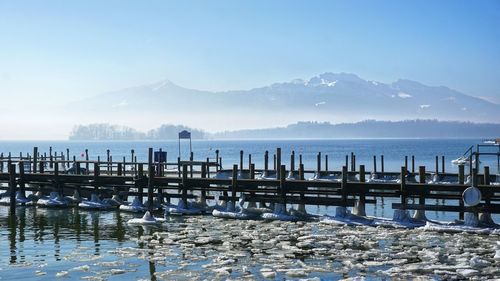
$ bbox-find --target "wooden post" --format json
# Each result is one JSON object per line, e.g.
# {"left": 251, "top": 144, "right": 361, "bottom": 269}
{"left": 484, "top": 166, "right": 491, "bottom": 212}
{"left": 85, "top": 149, "right": 89, "bottom": 172}
{"left": 273, "top": 154, "right": 276, "bottom": 171}
{"left": 219, "top": 157, "right": 222, "bottom": 170}
{"left": 201, "top": 162, "right": 207, "bottom": 202}
{"left": 107, "top": 149, "right": 111, "bottom": 173}
{"left": 276, "top": 148, "right": 281, "bottom": 179}
{"left": 441, "top": 156, "right": 445, "bottom": 174}
{"left": 435, "top": 156, "right": 439, "bottom": 175}
{"left": 66, "top": 148, "right": 70, "bottom": 168}
{"left": 373, "top": 155, "right": 377, "bottom": 173}
{"left": 290, "top": 151, "right": 295, "bottom": 172}
{"left": 356, "top": 164, "right": 366, "bottom": 216}
{"left": 55, "top": 160, "right": 63, "bottom": 195}
{"left": 215, "top": 150, "right": 220, "bottom": 171}
{"left": 458, "top": 164, "right": 465, "bottom": 220}
{"left": 249, "top": 163, "right": 255, "bottom": 179}
{"left": 404, "top": 156, "right": 408, "bottom": 171}
{"left": 206, "top": 157, "right": 211, "bottom": 177}
{"left": 352, "top": 155, "right": 356, "bottom": 172}
{"left": 122, "top": 156, "right": 126, "bottom": 176}
{"left": 0, "top": 153, "right": 3, "bottom": 173}
{"left": 49, "top": 147, "right": 53, "bottom": 169}
{"left": 264, "top": 151, "right": 269, "bottom": 172}
{"left": 298, "top": 163, "right": 305, "bottom": 212}
{"left": 381, "top": 155, "right": 385, "bottom": 173}
{"left": 359, "top": 165, "right": 366, "bottom": 182}
{"left": 177, "top": 157, "right": 181, "bottom": 177}
{"left": 411, "top": 155, "right": 415, "bottom": 173}
{"left": 299, "top": 154, "right": 303, "bottom": 166}
{"left": 417, "top": 166, "right": 426, "bottom": 212}
{"left": 117, "top": 163, "right": 122, "bottom": 176}
{"left": 131, "top": 149, "right": 136, "bottom": 176}
{"left": 280, "top": 165, "right": 286, "bottom": 206}
{"left": 325, "top": 155, "right": 329, "bottom": 171}
{"left": 240, "top": 150, "right": 244, "bottom": 172}
{"left": 400, "top": 166, "right": 407, "bottom": 207}
{"left": 231, "top": 164, "right": 238, "bottom": 203}
{"left": 138, "top": 164, "right": 144, "bottom": 203}
{"left": 148, "top": 148, "right": 154, "bottom": 211}
{"left": 350, "top": 152, "right": 354, "bottom": 172}
{"left": 181, "top": 164, "right": 188, "bottom": 207}
{"left": 248, "top": 154, "right": 252, "bottom": 171}
{"left": 76, "top": 161, "right": 80, "bottom": 175}
{"left": 317, "top": 152, "right": 321, "bottom": 173}
{"left": 484, "top": 166, "right": 490, "bottom": 185}
{"left": 190, "top": 151, "right": 194, "bottom": 178}
{"left": 9, "top": 163, "right": 16, "bottom": 213}
{"left": 94, "top": 163, "right": 100, "bottom": 191}
{"left": 341, "top": 166, "right": 348, "bottom": 206}
{"left": 39, "top": 160, "right": 44, "bottom": 174}
{"left": 19, "top": 161, "right": 25, "bottom": 198}
{"left": 33, "top": 147, "right": 38, "bottom": 173}
{"left": 345, "top": 155, "right": 348, "bottom": 170}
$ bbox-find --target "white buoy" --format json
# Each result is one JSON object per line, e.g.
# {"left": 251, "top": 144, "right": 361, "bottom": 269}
{"left": 127, "top": 211, "right": 161, "bottom": 225}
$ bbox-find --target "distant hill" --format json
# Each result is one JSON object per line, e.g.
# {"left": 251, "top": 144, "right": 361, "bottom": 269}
{"left": 69, "top": 120, "right": 500, "bottom": 140}
{"left": 213, "top": 120, "right": 500, "bottom": 139}
{"left": 71, "top": 72, "right": 500, "bottom": 127}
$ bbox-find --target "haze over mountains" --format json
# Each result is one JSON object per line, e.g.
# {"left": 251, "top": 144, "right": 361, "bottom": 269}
{"left": 73, "top": 72, "right": 500, "bottom": 133}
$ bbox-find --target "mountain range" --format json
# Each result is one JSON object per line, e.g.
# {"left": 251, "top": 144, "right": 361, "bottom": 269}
{"left": 73, "top": 72, "right": 500, "bottom": 130}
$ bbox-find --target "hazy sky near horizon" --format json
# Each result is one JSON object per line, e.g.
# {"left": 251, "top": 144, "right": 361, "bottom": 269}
{"left": 0, "top": 0, "right": 499, "bottom": 139}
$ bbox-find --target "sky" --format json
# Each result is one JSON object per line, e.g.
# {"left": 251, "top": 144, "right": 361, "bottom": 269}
{"left": 0, "top": 0, "right": 499, "bottom": 139}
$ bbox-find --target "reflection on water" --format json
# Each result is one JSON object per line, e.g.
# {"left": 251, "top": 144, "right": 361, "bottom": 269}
{"left": 0, "top": 206, "right": 160, "bottom": 280}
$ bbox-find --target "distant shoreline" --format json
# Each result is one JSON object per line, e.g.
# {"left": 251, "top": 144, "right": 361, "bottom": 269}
{"left": 68, "top": 120, "right": 500, "bottom": 140}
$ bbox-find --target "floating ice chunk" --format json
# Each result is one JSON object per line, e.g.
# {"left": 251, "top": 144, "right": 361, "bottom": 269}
{"left": 398, "top": 92, "right": 412, "bottom": 98}
{"left": 470, "top": 256, "right": 490, "bottom": 268}
{"left": 456, "top": 268, "right": 479, "bottom": 278}
{"left": 56, "top": 271, "right": 69, "bottom": 278}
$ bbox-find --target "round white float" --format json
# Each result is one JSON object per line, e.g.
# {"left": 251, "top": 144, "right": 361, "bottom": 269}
{"left": 463, "top": 186, "right": 481, "bottom": 206}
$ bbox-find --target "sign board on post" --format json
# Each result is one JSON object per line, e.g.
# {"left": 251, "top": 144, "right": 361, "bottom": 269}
{"left": 179, "top": 130, "right": 191, "bottom": 139}
{"left": 154, "top": 151, "right": 167, "bottom": 162}
{"left": 178, "top": 130, "right": 192, "bottom": 159}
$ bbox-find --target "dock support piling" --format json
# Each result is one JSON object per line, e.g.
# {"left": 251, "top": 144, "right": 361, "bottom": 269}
{"left": 231, "top": 165, "right": 238, "bottom": 210}
{"left": 479, "top": 166, "right": 493, "bottom": 224}
{"left": 9, "top": 163, "right": 16, "bottom": 213}
{"left": 18, "top": 161, "right": 25, "bottom": 199}
{"left": 458, "top": 164, "right": 465, "bottom": 220}
{"left": 298, "top": 163, "right": 306, "bottom": 213}
{"left": 148, "top": 148, "right": 154, "bottom": 211}
{"left": 248, "top": 163, "right": 256, "bottom": 208}
{"left": 353, "top": 165, "right": 366, "bottom": 216}
{"left": 413, "top": 166, "right": 427, "bottom": 220}
{"left": 182, "top": 164, "right": 188, "bottom": 208}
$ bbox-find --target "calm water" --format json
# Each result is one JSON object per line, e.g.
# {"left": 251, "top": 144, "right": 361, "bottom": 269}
{"left": 0, "top": 139, "right": 499, "bottom": 280}
{"left": 1, "top": 138, "right": 499, "bottom": 173}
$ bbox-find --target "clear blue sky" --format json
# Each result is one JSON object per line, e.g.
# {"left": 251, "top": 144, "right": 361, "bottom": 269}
{"left": 1, "top": 0, "right": 499, "bottom": 105}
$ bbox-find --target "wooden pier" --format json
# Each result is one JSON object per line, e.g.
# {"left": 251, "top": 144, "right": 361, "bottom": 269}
{"left": 0, "top": 147, "right": 499, "bottom": 222}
